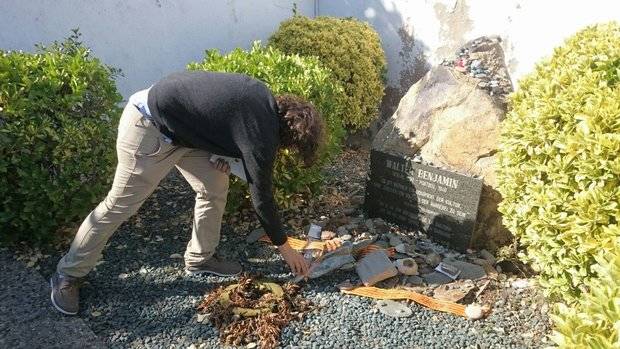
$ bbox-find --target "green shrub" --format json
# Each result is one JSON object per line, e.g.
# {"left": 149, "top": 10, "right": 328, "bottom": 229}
{"left": 188, "top": 42, "right": 345, "bottom": 211}
{"left": 498, "top": 22, "right": 620, "bottom": 301}
{"left": 269, "top": 15, "right": 386, "bottom": 130}
{"left": 0, "top": 30, "right": 122, "bottom": 244}
{"left": 551, "top": 251, "right": 620, "bottom": 348}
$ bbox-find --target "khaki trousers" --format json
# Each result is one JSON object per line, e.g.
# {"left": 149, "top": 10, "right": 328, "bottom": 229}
{"left": 57, "top": 103, "right": 229, "bottom": 277}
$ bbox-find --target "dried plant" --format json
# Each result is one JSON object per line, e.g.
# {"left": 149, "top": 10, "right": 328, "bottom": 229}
{"left": 197, "top": 274, "right": 313, "bottom": 349}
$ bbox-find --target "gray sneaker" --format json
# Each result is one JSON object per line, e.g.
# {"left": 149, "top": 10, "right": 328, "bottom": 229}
{"left": 50, "top": 272, "right": 80, "bottom": 315}
{"left": 185, "top": 256, "right": 242, "bottom": 276}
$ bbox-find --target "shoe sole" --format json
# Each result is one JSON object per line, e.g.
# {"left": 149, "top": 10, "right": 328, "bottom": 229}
{"left": 184, "top": 269, "right": 241, "bottom": 277}
{"left": 50, "top": 278, "right": 78, "bottom": 316}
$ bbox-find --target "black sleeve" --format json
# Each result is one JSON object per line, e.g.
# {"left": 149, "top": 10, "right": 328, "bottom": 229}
{"left": 242, "top": 147, "right": 287, "bottom": 246}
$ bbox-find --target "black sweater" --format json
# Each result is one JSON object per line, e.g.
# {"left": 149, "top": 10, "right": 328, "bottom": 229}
{"left": 148, "top": 71, "right": 286, "bottom": 245}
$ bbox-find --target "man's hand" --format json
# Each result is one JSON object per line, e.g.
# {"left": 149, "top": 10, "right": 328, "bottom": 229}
{"left": 278, "top": 242, "right": 309, "bottom": 277}
{"left": 212, "top": 158, "right": 231, "bottom": 175}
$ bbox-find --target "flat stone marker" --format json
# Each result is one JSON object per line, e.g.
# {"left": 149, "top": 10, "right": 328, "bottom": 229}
{"left": 376, "top": 300, "right": 413, "bottom": 318}
{"left": 356, "top": 250, "right": 398, "bottom": 286}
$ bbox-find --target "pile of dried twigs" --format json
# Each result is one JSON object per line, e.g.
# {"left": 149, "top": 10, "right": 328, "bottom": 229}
{"left": 197, "top": 274, "right": 313, "bottom": 348}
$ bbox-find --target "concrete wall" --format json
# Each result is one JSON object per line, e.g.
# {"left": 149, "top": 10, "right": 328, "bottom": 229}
{"left": 2, "top": 0, "right": 618, "bottom": 103}
{"left": 0, "top": 0, "right": 314, "bottom": 98}
{"left": 319, "top": 0, "right": 620, "bottom": 97}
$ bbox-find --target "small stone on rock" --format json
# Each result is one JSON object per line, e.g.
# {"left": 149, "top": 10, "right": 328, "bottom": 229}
{"left": 395, "top": 258, "right": 418, "bottom": 275}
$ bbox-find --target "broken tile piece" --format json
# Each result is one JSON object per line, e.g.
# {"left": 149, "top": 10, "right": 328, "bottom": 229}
{"left": 309, "top": 254, "right": 355, "bottom": 279}
{"left": 355, "top": 250, "right": 398, "bottom": 286}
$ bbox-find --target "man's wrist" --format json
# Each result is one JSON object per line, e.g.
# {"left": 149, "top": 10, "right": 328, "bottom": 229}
{"left": 277, "top": 241, "right": 291, "bottom": 251}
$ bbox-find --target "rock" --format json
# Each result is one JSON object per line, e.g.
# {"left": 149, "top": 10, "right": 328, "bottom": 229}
{"left": 321, "top": 230, "right": 336, "bottom": 241}
{"left": 422, "top": 271, "right": 453, "bottom": 285}
{"left": 246, "top": 343, "right": 257, "bottom": 349}
{"left": 337, "top": 226, "right": 348, "bottom": 235}
{"left": 404, "top": 275, "right": 424, "bottom": 286}
{"left": 350, "top": 195, "right": 365, "bottom": 206}
{"left": 169, "top": 253, "right": 183, "bottom": 259}
{"left": 389, "top": 236, "right": 403, "bottom": 247}
{"left": 424, "top": 253, "right": 442, "bottom": 267}
{"left": 445, "top": 260, "right": 487, "bottom": 280}
{"left": 465, "top": 303, "right": 485, "bottom": 320}
{"left": 355, "top": 250, "right": 398, "bottom": 286}
{"left": 480, "top": 249, "right": 497, "bottom": 264}
{"left": 246, "top": 228, "right": 266, "bottom": 243}
{"left": 511, "top": 279, "right": 530, "bottom": 289}
{"left": 196, "top": 313, "right": 208, "bottom": 323}
{"left": 395, "top": 258, "right": 418, "bottom": 275}
{"left": 372, "top": 62, "right": 513, "bottom": 252}
{"left": 365, "top": 219, "right": 375, "bottom": 230}
{"left": 394, "top": 243, "right": 407, "bottom": 254}
{"left": 340, "top": 234, "right": 352, "bottom": 241}
{"left": 377, "top": 275, "right": 400, "bottom": 289}
{"left": 342, "top": 207, "right": 356, "bottom": 216}
{"left": 376, "top": 300, "right": 412, "bottom": 318}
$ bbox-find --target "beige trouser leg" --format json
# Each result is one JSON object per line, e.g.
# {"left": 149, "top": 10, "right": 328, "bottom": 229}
{"left": 176, "top": 150, "right": 229, "bottom": 267}
{"left": 57, "top": 103, "right": 229, "bottom": 277}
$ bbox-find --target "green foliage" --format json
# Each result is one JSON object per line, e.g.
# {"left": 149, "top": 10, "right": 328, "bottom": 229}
{"left": 269, "top": 15, "right": 386, "bottom": 129}
{"left": 498, "top": 22, "right": 620, "bottom": 301}
{"left": 551, "top": 252, "right": 620, "bottom": 348}
{"left": 0, "top": 30, "right": 122, "bottom": 244}
{"left": 188, "top": 42, "right": 345, "bottom": 211}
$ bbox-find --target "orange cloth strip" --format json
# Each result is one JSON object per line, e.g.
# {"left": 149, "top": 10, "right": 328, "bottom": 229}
{"left": 341, "top": 286, "right": 467, "bottom": 317}
{"left": 258, "top": 235, "right": 325, "bottom": 251}
{"left": 353, "top": 244, "right": 396, "bottom": 259}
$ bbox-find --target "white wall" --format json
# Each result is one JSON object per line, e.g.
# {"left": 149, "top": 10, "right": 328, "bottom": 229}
{"left": 2, "top": 0, "right": 618, "bottom": 102}
{"left": 0, "top": 0, "right": 314, "bottom": 98}
{"left": 319, "top": 0, "right": 620, "bottom": 92}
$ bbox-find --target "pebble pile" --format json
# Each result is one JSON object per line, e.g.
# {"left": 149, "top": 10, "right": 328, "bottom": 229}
{"left": 441, "top": 36, "right": 514, "bottom": 107}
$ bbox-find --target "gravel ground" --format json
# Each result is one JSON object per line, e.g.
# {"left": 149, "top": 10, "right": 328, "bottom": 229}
{"left": 0, "top": 249, "right": 104, "bottom": 349}
{"left": 34, "top": 149, "right": 552, "bottom": 349}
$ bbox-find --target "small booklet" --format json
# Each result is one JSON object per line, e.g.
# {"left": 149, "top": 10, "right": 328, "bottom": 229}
{"left": 210, "top": 154, "right": 247, "bottom": 181}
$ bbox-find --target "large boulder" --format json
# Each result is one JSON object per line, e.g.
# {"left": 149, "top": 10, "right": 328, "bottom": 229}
{"left": 373, "top": 61, "right": 511, "bottom": 251}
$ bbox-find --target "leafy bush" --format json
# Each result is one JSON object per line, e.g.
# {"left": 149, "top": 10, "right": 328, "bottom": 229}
{"left": 269, "top": 15, "right": 386, "bottom": 130}
{"left": 187, "top": 42, "right": 345, "bottom": 211}
{"left": 0, "top": 30, "right": 122, "bottom": 244}
{"left": 497, "top": 22, "right": 620, "bottom": 301}
{"left": 551, "top": 252, "right": 620, "bottom": 348}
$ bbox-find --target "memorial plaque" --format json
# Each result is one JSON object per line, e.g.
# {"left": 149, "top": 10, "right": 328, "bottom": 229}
{"left": 364, "top": 150, "right": 483, "bottom": 251}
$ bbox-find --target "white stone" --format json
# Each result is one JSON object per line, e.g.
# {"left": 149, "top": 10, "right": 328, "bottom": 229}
{"left": 511, "top": 279, "right": 530, "bottom": 289}
{"left": 169, "top": 253, "right": 183, "bottom": 259}
{"left": 465, "top": 303, "right": 485, "bottom": 320}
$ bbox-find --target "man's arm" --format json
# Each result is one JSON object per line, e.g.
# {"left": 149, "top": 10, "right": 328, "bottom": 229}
{"left": 243, "top": 148, "right": 308, "bottom": 276}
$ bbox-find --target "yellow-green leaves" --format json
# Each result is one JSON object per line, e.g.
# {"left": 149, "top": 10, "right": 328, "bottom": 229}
{"left": 497, "top": 22, "right": 620, "bottom": 348}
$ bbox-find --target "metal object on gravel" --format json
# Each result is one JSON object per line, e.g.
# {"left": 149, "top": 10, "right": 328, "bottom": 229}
{"left": 376, "top": 300, "right": 412, "bottom": 318}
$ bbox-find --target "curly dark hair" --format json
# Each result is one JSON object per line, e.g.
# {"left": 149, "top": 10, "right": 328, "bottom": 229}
{"left": 275, "top": 95, "right": 325, "bottom": 167}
